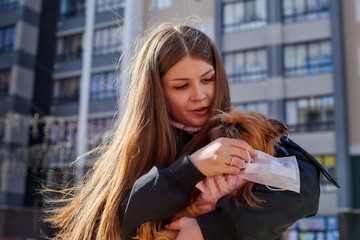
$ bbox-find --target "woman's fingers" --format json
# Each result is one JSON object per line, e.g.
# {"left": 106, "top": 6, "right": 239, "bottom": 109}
{"left": 165, "top": 219, "right": 181, "bottom": 231}
{"left": 227, "top": 138, "right": 254, "bottom": 153}
{"left": 221, "top": 138, "right": 255, "bottom": 159}
{"left": 165, "top": 217, "right": 204, "bottom": 240}
{"left": 227, "top": 156, "right": 248, "bottom": 169}
{"left": 189, "top": 137, "right": 255, "bottom": 176}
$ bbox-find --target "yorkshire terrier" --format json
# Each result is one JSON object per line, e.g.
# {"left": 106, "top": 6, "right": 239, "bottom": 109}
{"left": 134, "top": 109, "right": 290, "bottom": 240}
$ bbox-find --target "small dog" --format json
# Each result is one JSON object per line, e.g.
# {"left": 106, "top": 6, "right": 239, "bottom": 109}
{"left": 134, "top": 109, "right": 290, "bottom": 240}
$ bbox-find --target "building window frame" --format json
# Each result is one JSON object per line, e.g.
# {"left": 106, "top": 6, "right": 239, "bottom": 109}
{"left": 152, "top": 0, "right": 172, "bottom": 10}
{"left": 0, "top": 0, "right": 19, "bottom": 12}
{"left": 96, "top": 0, "right": 125, "bottom": 13}
{"left": 0, "top": 25, "right": 16, "bottom": 53}
{"left": 59, "top": 0, "right": 85, "bottom": 21}
{"left": 285, "top": 95, "right": 334, "bottom": 132}
{"left": 282, "top": 0, "right": 330, "bottom": 23}
{"left": 224, "top": 48, "right": 268, "bottom": 84}
{"left": 52, "top": 76, "right": 80, "bottom": 105}
{"left": 56, "top": 33, "right": 83, "bottom": 62}
{"left": 235, "top": 101, "right": 269, "bottom": 115}
{"left": 91, "top": 71, "right": 117, "bottom": 100}
{"left": 222, "top": 0, "right": 267, "bottom": 33}
{"left": 314, "top": 154, "right": 337, "bottom": 192}
{"left": 283, "top": 40, "right": 332, "bottom": 77}
{"left": 0, "top": 69, "right": 10, "bottom": 96}
{"left": 93, "top": 25, "right": 122, "bottom": 56}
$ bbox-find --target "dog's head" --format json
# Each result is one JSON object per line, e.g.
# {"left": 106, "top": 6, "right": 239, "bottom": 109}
{"left": 210, "top": 109, "right": 291, "bottom": 155}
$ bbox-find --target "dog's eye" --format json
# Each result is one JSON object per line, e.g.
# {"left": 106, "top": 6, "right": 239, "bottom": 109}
{"left": 235, "top": 124, "right": 246, "bottom": 132}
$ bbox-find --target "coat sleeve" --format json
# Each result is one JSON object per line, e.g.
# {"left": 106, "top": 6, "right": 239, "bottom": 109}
{"left": 119, "top": 154, "right": 206, "bottom": 238}
{"left": 196, "top": 137, "right": 327, "bottom": 240}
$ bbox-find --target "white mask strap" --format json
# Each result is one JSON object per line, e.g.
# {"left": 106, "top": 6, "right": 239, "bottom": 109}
{"left": 239, "top": 150, "right": 251, "bottom": 169}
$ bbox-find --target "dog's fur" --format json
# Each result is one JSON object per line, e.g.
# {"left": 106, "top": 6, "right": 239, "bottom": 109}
{"left": 133, "top": 109, "right": 290, "bottom": 240}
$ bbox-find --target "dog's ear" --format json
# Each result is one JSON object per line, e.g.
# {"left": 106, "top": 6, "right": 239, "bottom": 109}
{"left": 210, "top": 112, "right": 228, "bottom": 128}
{"left": 268, "top": 118, "right": 291, "bottom": 138}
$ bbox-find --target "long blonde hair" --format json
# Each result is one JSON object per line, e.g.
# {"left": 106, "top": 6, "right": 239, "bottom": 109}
{"left": 44, "top": 24, "right": 231, "bottom": 240}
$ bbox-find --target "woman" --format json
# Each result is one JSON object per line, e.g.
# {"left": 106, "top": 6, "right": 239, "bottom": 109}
{"left": 45, "top": 24, "right": 324, "bottom": 240}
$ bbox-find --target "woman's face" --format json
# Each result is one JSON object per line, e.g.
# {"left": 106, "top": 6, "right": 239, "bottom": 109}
{"left": 162, "top": 56, "right": 215, "bottom": 127}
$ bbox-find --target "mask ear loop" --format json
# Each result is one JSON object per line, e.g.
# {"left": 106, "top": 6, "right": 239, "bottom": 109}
{"left": 239, "top": 150, "right": 251, "bottom": 169}
{"left": 265, "top": 185, "right": 286, "bottom": 191}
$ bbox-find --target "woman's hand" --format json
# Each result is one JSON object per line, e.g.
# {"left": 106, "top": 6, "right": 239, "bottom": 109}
{"left": 189, "top": 137, "right": 256, "bottom": 176}
{"left": 165, "top": 217, "right": 204, "bottom": 240}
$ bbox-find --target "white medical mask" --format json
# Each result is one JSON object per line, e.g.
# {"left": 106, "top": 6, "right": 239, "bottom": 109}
{"left": 240, "top": 150, "right": 301, "bottom": 193}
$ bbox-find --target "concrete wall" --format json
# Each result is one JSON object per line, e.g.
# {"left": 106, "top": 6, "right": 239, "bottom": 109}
{"left": 342, "top": 0, "right": 360, "bottom": 156}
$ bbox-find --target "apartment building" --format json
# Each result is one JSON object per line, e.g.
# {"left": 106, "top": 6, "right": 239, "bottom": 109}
{"left": 221, "top": 0, "right": 345, "bottom": 239}
{"left": 0, "top": 0, "right": 358, "bottom": 239}
{"left": 0, "top": 0, "right": 58, "bottom": 238}
{"left": 0, "top": 0, "right": 124, "bottom": 238}
{"left": 49, "top": 0, "right": 124, "bottom": 184}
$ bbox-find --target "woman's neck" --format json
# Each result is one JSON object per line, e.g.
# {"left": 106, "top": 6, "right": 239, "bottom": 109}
{"left": 170, "top": 120, "right": 202, "bottom": 134}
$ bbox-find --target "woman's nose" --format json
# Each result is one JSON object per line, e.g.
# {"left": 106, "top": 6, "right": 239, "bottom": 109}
{"left": 191, "top": 84, "right": 206, "bottom": 101}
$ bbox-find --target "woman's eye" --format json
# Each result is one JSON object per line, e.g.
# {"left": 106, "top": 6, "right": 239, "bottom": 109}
{"left": 202, "top": 76, "right": 214, "bottom": 83}
{"left": 175, "top": 84, "right": 187, "bottom": 90}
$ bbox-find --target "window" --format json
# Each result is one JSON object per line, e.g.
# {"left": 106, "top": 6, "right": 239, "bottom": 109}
{"left": 0, "top": 25, "right": 15, "bottom": 53}
{"left": 153, "top": 0, "right": 171, "bottom": 10}
{"left": 46, "top": 167, "right": 75, "bottom": 188}
{"left": 47, "top": 120, "right": 77, "bottom": 168}
{"left": 0, "top": 114, "right": 5, "bottom": 144}
{"left": 223, "top": 0, "right": 267, "bottom": 33}
{"left": 0, "top": 0, "right": 19, "bottom": 12}
{"left": 235, "top": 101, "right": 269, "bottom": 115}
{"left": 314, "top": 155, "right": 337, "bottom": 192}
{"left": 88, "top": 117, "right": 113, "bottom": 148}
{"left": 53, "top": 77, "right": 80, "bottom": 104}
{"left": 91, "top": 71, "right": 117, "bottom": 100}
{"left": 224, "top": 48, "right": 267, "bottom": 83}
{"left": 196, "top": 21, "right": 214, "bottom": 40}
{"left": 283, "top": 40, "right": 332, "bottom": 77}
{"left": 96, "top": 0, "right": 124, "bottom": 13}
{"left": 59, "top": 0, "right": 85, "bottom": 20}
{"left": 56, "top": 33, "right": 83, "bottom": 62}
{"left": 49, "top": 117, "right": 112, "bottom": 148}
{"left": 88, "top": 117, "right": 113, "bottom": 139}
{"left": 49, "top": 120, "right": 77, "bottom": 144}
{"left": 0, "top": 69, "right": 10, "bottom": 96}
{"left": 285, "top": 95, "right": 334, "bottom": 132}
{"left": 93, "top": 26, "right": 122, "bottom": 56}
{"left": 282, "top": 0, "right": 329, "bottom": 23}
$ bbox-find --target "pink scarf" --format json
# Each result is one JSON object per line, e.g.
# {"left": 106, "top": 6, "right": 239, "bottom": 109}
{"left": 170, "top": 120, "right": 202, "bottom": 134}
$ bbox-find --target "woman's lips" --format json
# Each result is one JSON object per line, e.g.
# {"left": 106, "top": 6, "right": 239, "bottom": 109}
{"left": 191, "top": 107, "right": 210, "bottom": 115}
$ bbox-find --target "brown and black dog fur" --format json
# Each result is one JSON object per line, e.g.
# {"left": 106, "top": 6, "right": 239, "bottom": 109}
{"left": 134, "top": 109, "right": 290, "bottom": 240}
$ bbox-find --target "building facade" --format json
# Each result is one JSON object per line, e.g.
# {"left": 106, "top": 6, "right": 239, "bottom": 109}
{"left": 0, "top": 0, "right": 58, "bottom": 238}
{"left": 0, "top": 0, "right": 358, "bottom": 239}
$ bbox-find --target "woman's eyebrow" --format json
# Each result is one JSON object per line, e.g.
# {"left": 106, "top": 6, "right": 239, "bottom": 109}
{"left": 171, "top": 69, "right": 215, "bottom": 81}
{"left": 201, "top": 69, "right": 215, "bottom": 77}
